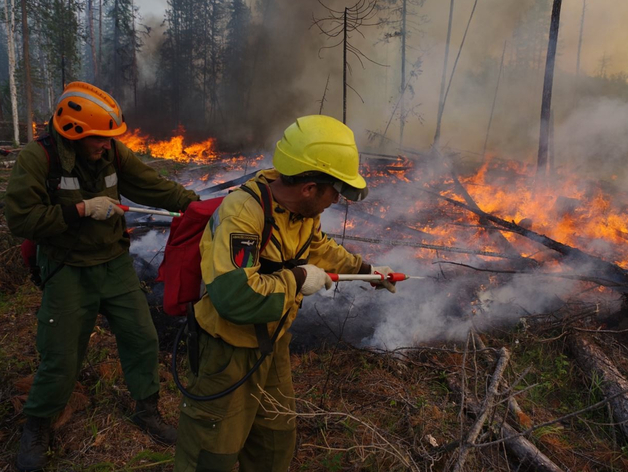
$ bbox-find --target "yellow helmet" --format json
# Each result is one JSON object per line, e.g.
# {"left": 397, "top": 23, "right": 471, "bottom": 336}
{"left": 273, "top": 115, "right": 368, "bottom": 201}
{"left": 53, "top": 81, "right": 127, "bottom": 140}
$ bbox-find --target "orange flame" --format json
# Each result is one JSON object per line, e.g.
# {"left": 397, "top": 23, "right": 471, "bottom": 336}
{"left": 119, "top": 126, "right": 218, "bottom": 163}
{"left": 354, "top": 154, "right": 628, "bottom": 269}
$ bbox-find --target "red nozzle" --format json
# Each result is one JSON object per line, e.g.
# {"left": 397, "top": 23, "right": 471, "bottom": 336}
{"left": 386, "top": 272, "right": 408, "bottom": 282}
{"left": 117, "top": 204, "right": 130, "bottom": 212}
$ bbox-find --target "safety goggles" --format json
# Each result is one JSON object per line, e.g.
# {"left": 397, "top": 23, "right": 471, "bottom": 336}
{"left": 332, "top": 180, "right": 369, "bottom": 202}
{"left": 284, "top": 172, "right": 368, "bottom": 202}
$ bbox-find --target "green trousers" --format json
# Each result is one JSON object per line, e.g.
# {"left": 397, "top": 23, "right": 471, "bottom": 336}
{"left": 174, "top": 331, "right": 296, "bottom": 472}
{"left": 23, "top": 252, "right": 160, "bottom": 419}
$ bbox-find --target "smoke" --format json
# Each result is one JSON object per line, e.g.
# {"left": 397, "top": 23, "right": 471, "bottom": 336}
{"left": 127, "top": 0, "right": 628, "bottom": 171}
{"left": 555, "top": 97, "right": 628, "bottom": 184}
{"left": 124, "top": 0, "right": 628, "bottom": 350}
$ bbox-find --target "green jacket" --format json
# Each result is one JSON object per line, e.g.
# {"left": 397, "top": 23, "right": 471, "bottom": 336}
{"left": 5, "top": 127, "right": 199, "bottom": 266}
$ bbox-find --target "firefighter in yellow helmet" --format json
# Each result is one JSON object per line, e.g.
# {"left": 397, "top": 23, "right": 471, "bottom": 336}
{"left": 174, "top": 115, "right": 397, "bottom": 471}
{"left": 5, "top": 82, "right": 199, "bottom": 471}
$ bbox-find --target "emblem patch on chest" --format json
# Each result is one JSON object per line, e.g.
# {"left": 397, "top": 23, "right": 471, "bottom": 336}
{"left": 230, "top": 233, "right": 260, "bottom": 268}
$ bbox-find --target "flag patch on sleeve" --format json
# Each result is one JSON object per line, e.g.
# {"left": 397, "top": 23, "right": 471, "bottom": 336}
{"left": 230, "top": 233, "right": 260, "bottom": 268}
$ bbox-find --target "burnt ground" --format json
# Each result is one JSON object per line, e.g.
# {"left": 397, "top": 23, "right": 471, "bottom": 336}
{"left": 3, "top": 155, "right": 628, "bottom": 470}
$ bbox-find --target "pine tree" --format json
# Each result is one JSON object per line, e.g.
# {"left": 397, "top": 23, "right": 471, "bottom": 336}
{"left": 222, "top": 0, "right": 250, "bottom": 123}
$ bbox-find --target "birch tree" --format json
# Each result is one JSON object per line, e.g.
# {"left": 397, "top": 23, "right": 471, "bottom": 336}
{"left": 21, "top": 0, "right": 33, "bottom": 141}
{"left": 3, "top": 0, "right": 19, "bottom": 144}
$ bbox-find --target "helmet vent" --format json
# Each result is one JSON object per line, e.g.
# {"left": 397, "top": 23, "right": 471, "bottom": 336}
{"left": 57, "top": 107, "right": 63, "bottom": 116}
{"left": 75, "top": 125, "right": 84, "bottom": 134}
{"left": 109, "top": 119, "right": 113, "bottom": 129}
{"left": 68, "top": 101, "right": 82, "bottom": 111}
{"left": 62, "top": 123, "right": 73, "bottom": 131}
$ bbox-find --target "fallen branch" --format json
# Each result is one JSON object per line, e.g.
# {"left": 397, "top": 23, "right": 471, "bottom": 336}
{"left": 452, "top": 347, "right": 510, "bottom": 472}
{"left": 447, "top": 364, "right": 565, "bottom": 472}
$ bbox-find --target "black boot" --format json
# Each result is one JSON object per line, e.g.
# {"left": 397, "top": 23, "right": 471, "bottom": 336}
{"left": 132, "top": 393, "right": 177, "bottom": 445}
{"left": 16, "top": 416, "right": 52, "bottom": 472}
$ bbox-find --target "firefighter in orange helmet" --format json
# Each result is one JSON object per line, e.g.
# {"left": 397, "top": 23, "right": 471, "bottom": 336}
{"left": 5, "top": 82, "right": 200, "bottom": 471}
{"left": 174, "top": 115, "right": 396, "bottom": 471}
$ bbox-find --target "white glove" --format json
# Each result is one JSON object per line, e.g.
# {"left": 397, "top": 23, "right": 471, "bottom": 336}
{"left": 83, "top": 196, "right": 124, "bottom": 220}
{"left": 371, "top": 265, "right": 397, "bottom": 293}
{"left": 300, "top": 264, "right": 333, "bottom": 296}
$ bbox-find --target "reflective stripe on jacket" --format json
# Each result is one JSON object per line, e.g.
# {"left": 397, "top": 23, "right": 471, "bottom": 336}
{"left": 195, "top": 169, "right": 363, "bottom": 348}
{"left": 5, "top": 131, "right": 199, "bottom": 266}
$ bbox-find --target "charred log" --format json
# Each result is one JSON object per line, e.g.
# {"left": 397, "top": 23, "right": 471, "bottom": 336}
{"left": 567, "top": 333, "right": 628, "bottom": 441}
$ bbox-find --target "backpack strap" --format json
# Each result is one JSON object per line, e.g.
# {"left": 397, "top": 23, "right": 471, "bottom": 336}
{"left": 238, "top": 182, "right": 275, "bottom": 250}
{"left": 239, "top": 181, "right": 291, "bottom": 355}
{"left": 37, "top": 134, "right": 62, "bottom": 195}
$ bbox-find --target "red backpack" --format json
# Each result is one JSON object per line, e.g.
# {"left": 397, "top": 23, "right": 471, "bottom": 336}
{"left": 157, "top": 181, "right": 274, "bottom": 316}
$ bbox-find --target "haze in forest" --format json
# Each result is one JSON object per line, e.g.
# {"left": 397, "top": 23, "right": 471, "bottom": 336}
{"left": 2, "top": 0, "right": 628, "bottom": 182}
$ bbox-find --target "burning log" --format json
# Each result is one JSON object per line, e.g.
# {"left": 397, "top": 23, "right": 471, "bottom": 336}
{"left": 567, "top": 333, "right": 628, "bottom": 441}
{"left": 431, "top": 190, "right": 628, "bottom": 292}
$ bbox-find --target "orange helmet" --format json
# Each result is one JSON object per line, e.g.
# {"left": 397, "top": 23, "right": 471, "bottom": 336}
{"left": 52, "top": 82, "right": 127, "bottom": 140}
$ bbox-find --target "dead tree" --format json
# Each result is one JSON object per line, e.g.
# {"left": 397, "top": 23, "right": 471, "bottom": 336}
{"left": 432, "top": 0, "right": 478, "bottom": 150}
{"left": 576, "top": 0, "right": 586, "bottom": 76}
{"left": 432, "top": 0, "right": 454, "bottom": 149}
{"left": 536, "top": 0, "right": 563, "bottom": 178}
{"left": 313, "top": 0, "right": 382, "bottom": 124}
{"left": 482, "top": 41, "right": 507, "bottom": 158}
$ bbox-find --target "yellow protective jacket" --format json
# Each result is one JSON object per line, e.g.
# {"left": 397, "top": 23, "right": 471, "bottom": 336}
{"left": 195, "top": 169, "right": 364, "bottom": 348}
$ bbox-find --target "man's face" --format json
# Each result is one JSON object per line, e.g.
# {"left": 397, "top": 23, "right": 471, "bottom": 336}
{"left": 76, "top": 136, "right": 112, "bottom": 161}
{"left": 298, "top": 182, "right": 340, "bottom": 218}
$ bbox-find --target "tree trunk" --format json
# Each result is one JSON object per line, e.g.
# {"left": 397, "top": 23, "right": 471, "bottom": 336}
{"left": 399, "top": 0, "right": 407, "bottom": 145}
{"left": 482, "top": 41, "right": 506, "bottom": 157}
{"left": 21, "top": 0, "right": 34, "bottom": 142}
{"left": 113, "top": 0, "right": 120, "bottom": 97}
{"left": 432, "top": 0, "right": 454, "bottom": 149}
{"left": 342, "top": 7, "right": 348, "bottom": 124}
{"left": 4, "top": 0, "right": 20, "bottom": 145}
{"left": 98, "top": 0, "right": 102, "bottom": 86}
{"left": 536, "top": 0, "right": 563, "bottom": 178}
{"left": 576, "top": 0, "right": 586, "bottom": 76}
{"left": 88, "top": 0, "right": 98, "bottom": 82}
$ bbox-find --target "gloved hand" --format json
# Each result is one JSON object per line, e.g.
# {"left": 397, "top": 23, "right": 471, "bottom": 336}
{"left": 370, "top": 265, "right": 397, "bottom": 293}
{"left": 83, "top": 196, "right": 124, "bottom": 220}
{"left": 300, "top": 264, "right": 333, "bottom": 296}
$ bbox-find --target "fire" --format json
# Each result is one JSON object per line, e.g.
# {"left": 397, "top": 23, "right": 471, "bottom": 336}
{"left": 356, "top": 154, "right": 628, "bottom": 269}
{"left": 119, "top": 126, "right": 219, "bottom": 163}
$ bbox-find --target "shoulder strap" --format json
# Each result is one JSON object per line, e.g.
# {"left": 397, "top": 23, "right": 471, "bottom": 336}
{"left": 238, "top": 182, "right": 275, "bottom": 251}
{"left": 37, "top": 134, "right": 62, "bottom": 194}
{"left": 111, "top": 138, "right": 121, "bottom": 170}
